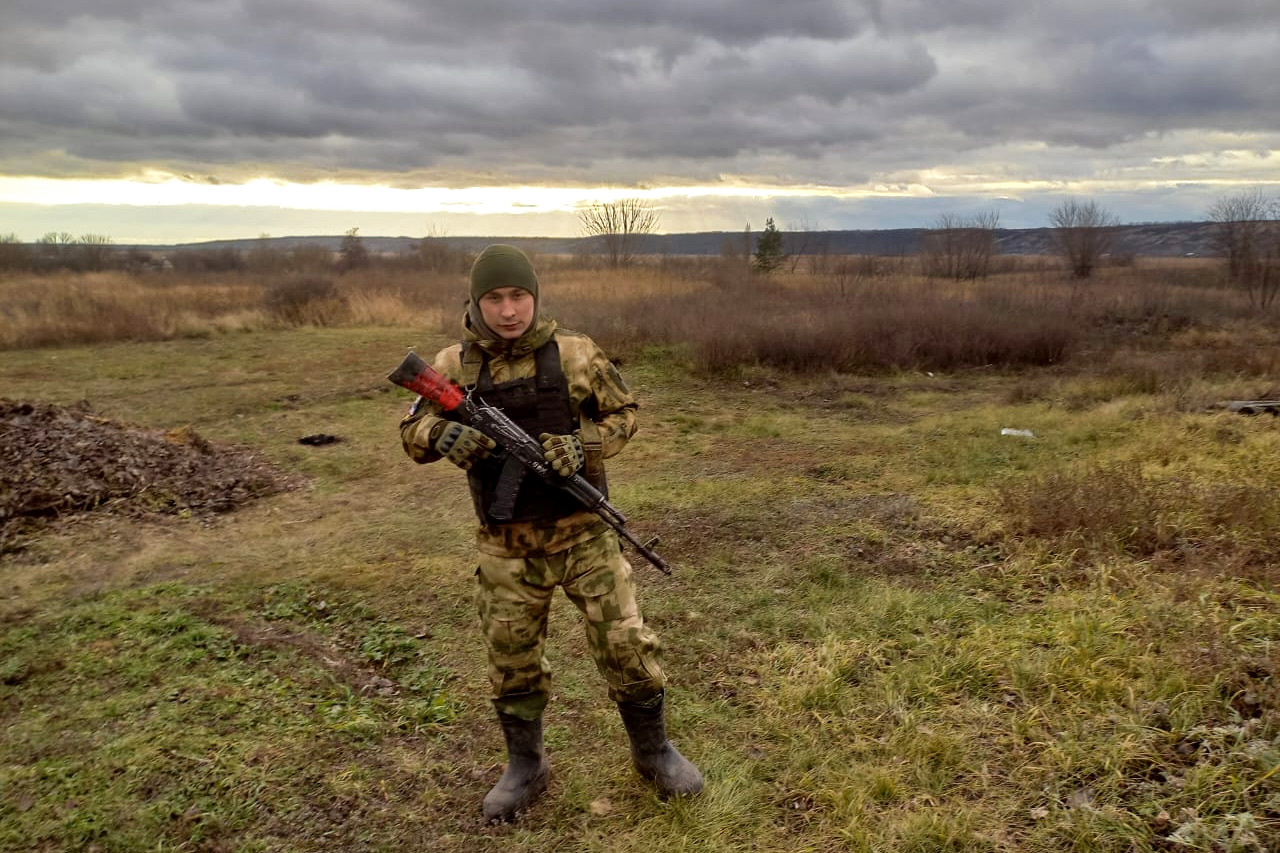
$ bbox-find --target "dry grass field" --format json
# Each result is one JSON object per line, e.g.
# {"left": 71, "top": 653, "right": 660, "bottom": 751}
{"left": 2, "top": 256, "right": 1280, "bottom": 852}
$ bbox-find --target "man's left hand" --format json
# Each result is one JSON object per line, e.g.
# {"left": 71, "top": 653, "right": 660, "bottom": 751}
{"left": 540, "top": 432, "right": 584, "bottom": 477}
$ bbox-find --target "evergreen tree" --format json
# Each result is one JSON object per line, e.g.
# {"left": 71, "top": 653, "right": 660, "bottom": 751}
{"left": 753, "top": 218, "right": 785, "bottom": 274}
{"left": 338, "top": 227, "right": 369, "bottom": 272}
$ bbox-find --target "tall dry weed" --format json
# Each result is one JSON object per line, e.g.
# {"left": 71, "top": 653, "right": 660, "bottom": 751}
{"left": 558, "top": 274, "right": 1078, "bottom": 371}
{"left": 998, "top": 461, "right": 1280, "bottom": 572}
{"left": 3, "top": 260, "right": 1275, "bottom": 374}
{"left": 0, "top": 270, "right": 460, "bottom": 349}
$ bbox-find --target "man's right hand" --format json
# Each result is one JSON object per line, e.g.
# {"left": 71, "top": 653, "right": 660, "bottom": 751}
{"left": 432, "top": 422, "right": 497, "bottom": 470}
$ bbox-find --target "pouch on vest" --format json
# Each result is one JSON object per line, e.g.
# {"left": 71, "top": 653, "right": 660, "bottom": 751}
{"left": 453, "top": 339, "right": 608, "bottom": 524}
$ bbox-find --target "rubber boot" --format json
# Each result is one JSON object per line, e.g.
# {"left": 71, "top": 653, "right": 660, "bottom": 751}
{"left": 617, "top": 691, "right": 704, "bottom": 797}
{"left": 482, "top": 712, "right": 551, "bottom": 822}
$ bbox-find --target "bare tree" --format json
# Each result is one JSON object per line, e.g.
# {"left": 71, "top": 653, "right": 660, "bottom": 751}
{"left": 783, "top": 218, "right": 826, "bottom": 273}
{"left": 828, "top": 256, "right": 878, "bottom": 297}
{"left": 76, "top": 234, "right": 114, "bottom": 272}
{"left": 416, "top": 224, "right": 464, "bottom": 273}
{"left": 247, "top": 233, "right": 287, "bottom": 274}
{"left": 807, "top": 235, "right": 836, "bottom": 276}
{"left": 1208, "top": 189, "right": 1280, "bottom": 309}
{"left": 577, "top": 198, "right": 659, "bottom": 267}
{"left": 921, "top": 210, "right": 1001, "bottom": 280}
{"left": 34, "top": 232, "right": 76, "bottom": 269}
{"left": 1049, "top": 198, "right": 1119, "bottom": 278}
{"left": 0, "top": 234, "right": 31, "bottom": 272}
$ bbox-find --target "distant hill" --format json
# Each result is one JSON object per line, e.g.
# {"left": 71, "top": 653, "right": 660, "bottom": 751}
{"left": 145, "top": 221, "right": 1221, "bottom": 258}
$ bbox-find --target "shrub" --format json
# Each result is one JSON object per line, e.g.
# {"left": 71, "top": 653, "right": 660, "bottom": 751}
{"left": 998, "top": 462, "right": 1172, "bottom": 555}
{"left": 0, "top": 234, "right": 32, "bottom": 272}
{"left": 998, "top": 461, "right": 1280, "bottom": 569}
{"left": 263, "top": 276, "right": 348, "bottom": 325}
{"left": 415, "top": 237, "right": 471, "bottom": 274}
{"left": 553, "top": 274, "right": 1080, "bottom": 373}
{"left": 170, "top": 247, "right": 246, "bottom": 274}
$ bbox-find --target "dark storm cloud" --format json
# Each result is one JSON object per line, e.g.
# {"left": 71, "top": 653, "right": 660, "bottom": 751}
{"left": 1, "top": 0, "right": 1278, "bottom": 194}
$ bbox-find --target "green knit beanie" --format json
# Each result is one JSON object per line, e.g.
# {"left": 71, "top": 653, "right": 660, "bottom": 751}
{"left": 469, "top": 244, "right": 538, "bottom": 302}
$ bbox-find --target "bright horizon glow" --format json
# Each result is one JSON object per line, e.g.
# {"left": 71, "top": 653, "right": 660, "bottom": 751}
{"left": 0, "top": 172, "right": 932, "bottom": 215}
{"left": 4, "top": 161, "right": 1278, "bottom": 224}
{"left": 4, "top": 147, "right": 1280, "bottom": 244}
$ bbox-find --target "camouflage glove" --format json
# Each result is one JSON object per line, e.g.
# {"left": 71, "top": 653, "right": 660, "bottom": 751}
{"left": 539, "top": 432, "right": 584, "bottom": 477}
{"left": 432, "top": 422, "right": 497, "bottom": 470}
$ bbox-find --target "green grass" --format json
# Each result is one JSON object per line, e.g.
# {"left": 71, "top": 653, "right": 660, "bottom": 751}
{"left": 3, "top": 325, "right": 1279, "bottom": 851}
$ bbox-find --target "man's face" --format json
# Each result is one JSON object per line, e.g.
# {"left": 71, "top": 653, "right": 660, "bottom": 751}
{"left": 478, "top": 285, "right": 535, "bottom": 340}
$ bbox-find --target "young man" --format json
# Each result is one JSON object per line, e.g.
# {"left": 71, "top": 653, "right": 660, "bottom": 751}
{"left": 399, "top": 244, "right": 702, "bottom": 821}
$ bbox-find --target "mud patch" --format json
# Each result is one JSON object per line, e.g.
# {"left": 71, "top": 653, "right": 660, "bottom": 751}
{"left": 205, "top": 612, "right": 402, "bottom": 696}
{"left": 1, "top": 399, "right": 294, "bottom": 553}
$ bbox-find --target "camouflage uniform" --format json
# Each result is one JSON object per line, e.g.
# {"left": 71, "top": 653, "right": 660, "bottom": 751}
{"left": 400, "top": 312, "right": 667, "bottom": 721}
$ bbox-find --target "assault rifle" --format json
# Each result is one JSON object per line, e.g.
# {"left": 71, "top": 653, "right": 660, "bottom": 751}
{"left": 388, "top": 351, "right": 672, "bottom": 575}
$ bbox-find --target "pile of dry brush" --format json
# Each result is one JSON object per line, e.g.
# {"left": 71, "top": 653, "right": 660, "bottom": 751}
{"left": 0, "top": 400, "right": 292, "bottom": 553}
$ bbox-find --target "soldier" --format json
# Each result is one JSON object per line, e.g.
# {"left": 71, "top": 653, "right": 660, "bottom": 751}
{"left": 399, "top": 244, "right": 702, "bottom": 821}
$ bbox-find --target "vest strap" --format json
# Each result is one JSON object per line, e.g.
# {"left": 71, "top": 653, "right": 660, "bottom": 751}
{"left": 578, "top": 411, "right": 604, "bottom": 479}
{"left": 459, "top": 340, "right": 484, "bottom": 389}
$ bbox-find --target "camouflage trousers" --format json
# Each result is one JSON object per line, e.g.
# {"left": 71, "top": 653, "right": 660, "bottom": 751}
{"left": 476, "top": 528, "right": 666, "bottom": 720}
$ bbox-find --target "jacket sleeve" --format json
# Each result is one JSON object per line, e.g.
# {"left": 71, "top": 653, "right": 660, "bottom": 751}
{"left": 586, "top": 344, "right": 638, "bottom": 459}
{"left": 398, "top": 345, "right": 462, "bottom": 464}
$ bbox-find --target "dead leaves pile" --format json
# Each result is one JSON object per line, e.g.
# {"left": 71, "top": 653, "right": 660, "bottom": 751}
{"left": 1, "top": 399, "right": 292, "bottom": 552}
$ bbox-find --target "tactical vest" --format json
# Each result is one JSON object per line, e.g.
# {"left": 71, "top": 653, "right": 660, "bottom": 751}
{"left": 454, "top": 339, "right": 609, "bottom": 524}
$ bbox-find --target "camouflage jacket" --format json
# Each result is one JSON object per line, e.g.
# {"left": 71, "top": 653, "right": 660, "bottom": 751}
{"left": 400, "top": 312, "right": 638, "bottom": 557}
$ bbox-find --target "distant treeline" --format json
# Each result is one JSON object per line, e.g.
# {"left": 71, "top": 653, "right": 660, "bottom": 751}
{"left": 0, "top": 231, "right": 471, "bottom": 276}
{"left": 150, "top": 222, "right": 1225, "bottom": 258}
{"left": 0, "top": 221, "right": 1229, "bottom": 275}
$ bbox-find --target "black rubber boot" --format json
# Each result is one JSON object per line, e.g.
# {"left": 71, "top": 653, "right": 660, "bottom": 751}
{"left": 617, "top": 691, "right": 704, "bottom": 797}
{"left": 482, "top": 712, "right": 551, "bottom": 822}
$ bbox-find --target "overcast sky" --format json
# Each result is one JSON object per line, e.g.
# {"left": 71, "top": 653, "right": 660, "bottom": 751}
{"left": 2, "top": 0, "right": 1279, "bottom": 243}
